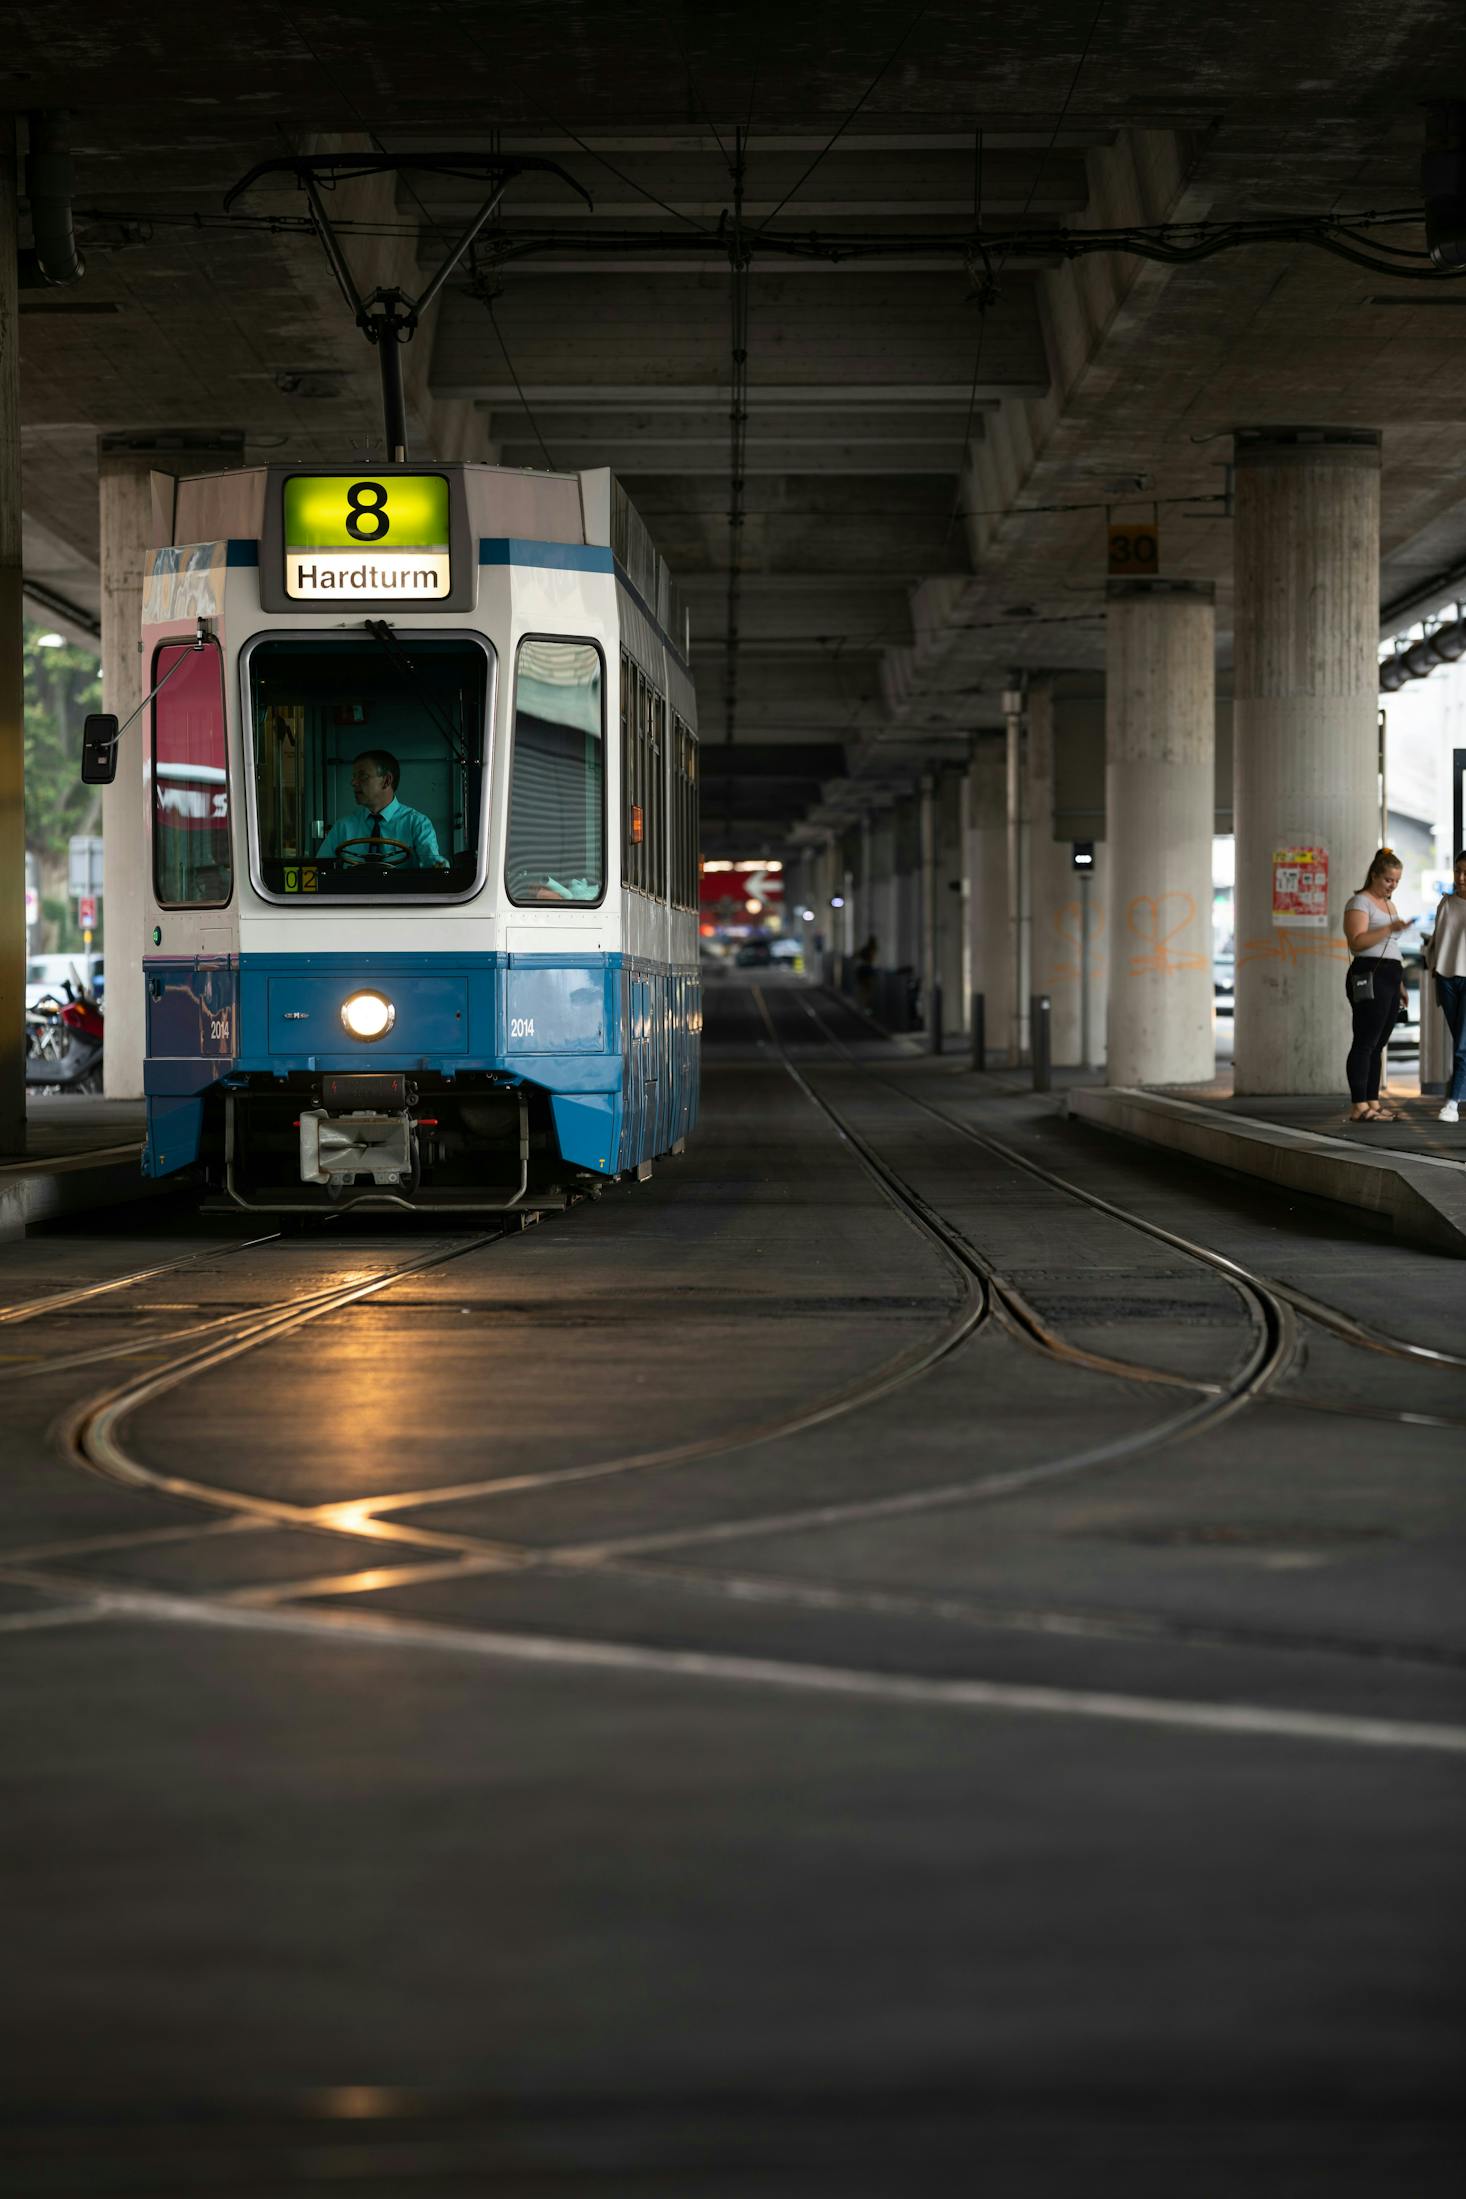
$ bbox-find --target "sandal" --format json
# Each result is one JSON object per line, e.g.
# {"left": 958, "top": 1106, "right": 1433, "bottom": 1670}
{"left": 1357, "top": 1105, "right": 1400, "bottom": 1122}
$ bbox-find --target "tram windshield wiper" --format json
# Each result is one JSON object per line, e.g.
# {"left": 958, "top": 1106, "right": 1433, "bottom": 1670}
{"left": 364, "top": 618, "right": 467, "bottom": 768}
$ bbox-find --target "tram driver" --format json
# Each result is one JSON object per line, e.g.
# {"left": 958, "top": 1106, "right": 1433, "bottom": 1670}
{"left": 318, "top": 750, "right": 445, "bottom": 868}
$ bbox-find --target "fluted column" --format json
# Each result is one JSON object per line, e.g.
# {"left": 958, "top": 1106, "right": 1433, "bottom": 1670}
{"left": 1027, "top": 683, "right": 1108, "bottom": 1069}
{"left": 1105, "top": 580, "right": 1216, "bottom": 1087}
{"left": 966, "top": 735, "right": 1012, "bottom": 1058}
{"left": 1232, "top": 428, "right": 1381, "bottom": 1095}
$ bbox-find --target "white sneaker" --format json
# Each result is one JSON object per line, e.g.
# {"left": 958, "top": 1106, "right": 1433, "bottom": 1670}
{"left": 1440, "top": 1100, "right": 1460, "bottom": 1123}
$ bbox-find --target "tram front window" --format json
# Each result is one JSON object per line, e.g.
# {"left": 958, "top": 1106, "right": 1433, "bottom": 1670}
{"left": 248, "top": 632, "right": 491, "bottom": 898}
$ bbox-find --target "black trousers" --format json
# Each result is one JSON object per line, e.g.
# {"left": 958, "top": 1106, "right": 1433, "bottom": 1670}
{"left": 1345, "top": 960, "right": 1402, "bottom": 1103}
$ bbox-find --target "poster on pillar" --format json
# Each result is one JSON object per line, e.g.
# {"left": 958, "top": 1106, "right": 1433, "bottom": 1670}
{"left": 1271, "top": 845, "right": 1329, "bottom": 928}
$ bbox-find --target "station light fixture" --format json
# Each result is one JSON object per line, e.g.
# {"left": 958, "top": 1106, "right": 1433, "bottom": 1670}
{"left": 340, "top": 990, "right": 396, "bottom": 1041}
{"left": 830, "top": 894, "right": 845, "bottom": 909}
{"left": 801, "top": 907, "right": 815, "bottom": 922}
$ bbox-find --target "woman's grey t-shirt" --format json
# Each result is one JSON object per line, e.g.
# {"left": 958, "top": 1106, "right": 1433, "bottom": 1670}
{"left": 1346, "top": 892, "right": 1402, "bottom": 961}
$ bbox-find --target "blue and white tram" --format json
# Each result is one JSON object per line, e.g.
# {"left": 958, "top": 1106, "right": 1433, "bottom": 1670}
{"left": 133, "top": 462, "right": 700, "bottom": 1212}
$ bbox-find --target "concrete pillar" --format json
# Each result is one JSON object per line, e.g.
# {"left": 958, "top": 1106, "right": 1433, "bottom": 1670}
{"left": 0, "top": 123, "right": 22, "bottom": 1152}
{"left": 1232, "top": 427, "right": 1381, "bottom": 1095}
{"left": 966, "top": 735, "right": 1012, "bottom": 1058}
{"left": 935, "top": 768, "right": 966, "bottom": 1037}
{"left": 1104, "top": 581, "right": 1216, "bottom": 1086}
{"left": 1003, "top": 686, "right": 1030, "bottom": 1063}
{"left": 1029, "top": 683, "right": 1109, "bottom": 1070}
{"left": 957, "top": 770, "right": 975, "bottom": 1032}
{"left": 919, "top": 775, "right": 939, "bottom": 1040}
{"left": 869, "top": 809, "right": 897, "bottom": 972}
{"left": 893, "top": 795, "right": 921, "bottom": 977}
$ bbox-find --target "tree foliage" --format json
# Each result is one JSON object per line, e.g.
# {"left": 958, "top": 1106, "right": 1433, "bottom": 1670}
{"left": 25, "top": 623, "right": 102, "bottom": 862}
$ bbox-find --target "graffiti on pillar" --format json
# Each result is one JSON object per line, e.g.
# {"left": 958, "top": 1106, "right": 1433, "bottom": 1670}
{"left": 1125, "top": 893, "right": 1209, "bottom": 974}
{"left": 1239, "top": 929, "right": 1350, "bottom": 968}
{"left": 1048, "top": 899, "right": 1106, "bottom": 979}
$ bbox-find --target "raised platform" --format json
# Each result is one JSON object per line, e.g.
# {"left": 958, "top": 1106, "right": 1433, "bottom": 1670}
{"left": 0, "top": 1098, "right": 149, "bottom": 1238}
{"left": 1069, "top": 1085, "right": 1466, "bottom": 1258}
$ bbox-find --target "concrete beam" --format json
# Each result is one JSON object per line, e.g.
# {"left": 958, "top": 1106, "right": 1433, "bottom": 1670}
{"left": 502, "top": 443, "right": 967, "bottom": 476}
{"left": 431, "top": 274, "right": 1049, "bottom": 401}
{"left": 486, "top": 406, "right": 978, "bottom": 446}
{"left": 409, "top": 148, "right": 1089, "bottom": 220}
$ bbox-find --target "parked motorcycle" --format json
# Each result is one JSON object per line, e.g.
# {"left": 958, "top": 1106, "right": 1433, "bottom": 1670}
{"left": 25, "top": 979, "right": 105, "bottom": 1096}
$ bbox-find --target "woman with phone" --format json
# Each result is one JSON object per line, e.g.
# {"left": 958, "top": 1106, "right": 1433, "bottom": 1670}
{"left": 1342, "top": 847, "right": 1414, "bottom": 1123}
{"left": 1425, "top": 850, "right": 1466, "bottom": 1123}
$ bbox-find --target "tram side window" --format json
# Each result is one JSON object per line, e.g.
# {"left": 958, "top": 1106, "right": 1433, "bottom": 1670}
{"left": 670, "top": 712, "right": 685, "bottom": 909}
{"left": 625, "top": 654, "right": 643, "bottom": 894}
{"left": 646, "top": 679, "right": 665, "bottom": 900}
{"left": 507, "top": 637, "right": 604, "bottom": 905}
{"left": 671, "top": 716, "right": 698, "bottom": 909}
{"left": 621, "top": 651, "right": 673, "bottom": 901}
{"left": 685, "top": 727, "right": 699, "bottom": 906}
{"left": 152, "top": 638, "right": 231, "bottom": 908}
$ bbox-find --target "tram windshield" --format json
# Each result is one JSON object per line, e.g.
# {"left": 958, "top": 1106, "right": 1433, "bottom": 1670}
{"left": 247, "top": 631, "right": 491, "bottom": 899}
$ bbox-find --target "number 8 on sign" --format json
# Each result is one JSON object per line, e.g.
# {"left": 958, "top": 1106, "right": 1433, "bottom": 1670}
{"left": 345, "top": 482, "right": 390, "bottom": 542}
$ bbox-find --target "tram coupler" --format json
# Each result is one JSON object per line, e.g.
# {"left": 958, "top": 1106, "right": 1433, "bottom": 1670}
{"left": 298, "top": 1108, "right": 417, "bottom": 1190}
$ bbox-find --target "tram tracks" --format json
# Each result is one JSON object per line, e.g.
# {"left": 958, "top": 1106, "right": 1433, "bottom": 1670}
{"left": 796, "top": 984, "right": 1466, "bottom": 1398}
{"left": 5, "top": 996, "right": 1463, "bottom": 1749}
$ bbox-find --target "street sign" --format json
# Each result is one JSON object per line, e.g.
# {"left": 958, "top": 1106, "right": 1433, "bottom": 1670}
{"left": 79, "top": 896, "right": 97, "bottom": 928}
{"left": 1107, "top": 523, "right": 1159, "bottom": 577}
{"left": 68, "top": 834, "right": 104, "bottom": 899}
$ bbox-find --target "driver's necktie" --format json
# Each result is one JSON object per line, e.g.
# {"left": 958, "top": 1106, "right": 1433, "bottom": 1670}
{"left": 367, "top": 811, "right": 384, "bottom": 864}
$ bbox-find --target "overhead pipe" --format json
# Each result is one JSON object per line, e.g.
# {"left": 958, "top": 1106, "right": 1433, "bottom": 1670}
{"left": 18, "top": 111, "right": 85, "bottom": 288}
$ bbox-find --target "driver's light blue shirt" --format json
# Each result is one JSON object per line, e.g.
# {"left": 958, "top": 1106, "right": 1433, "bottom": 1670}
{"left": 318, "top": 796, "right": 443, "bottom": 866}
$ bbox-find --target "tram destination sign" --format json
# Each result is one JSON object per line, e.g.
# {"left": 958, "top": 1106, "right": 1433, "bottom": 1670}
{"left": 282, "top": 473, "right": 451, "bottom": 600}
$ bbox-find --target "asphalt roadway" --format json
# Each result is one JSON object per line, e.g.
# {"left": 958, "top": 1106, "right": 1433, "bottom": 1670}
{"left": 2, "top": 972, "right": 1463, "bottom": 2195}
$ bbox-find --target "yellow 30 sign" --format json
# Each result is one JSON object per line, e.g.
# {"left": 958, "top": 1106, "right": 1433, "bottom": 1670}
{"left": 1107, "top": 523, "right": 1160, "bottom": 577}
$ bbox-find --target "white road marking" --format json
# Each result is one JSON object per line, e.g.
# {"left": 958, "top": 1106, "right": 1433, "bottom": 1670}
{"left": 0, "top": 1601, "right": 111, "bottom": 1635}
{"left": 8, "top": 1573, "right": 1464, "bottom": 1756}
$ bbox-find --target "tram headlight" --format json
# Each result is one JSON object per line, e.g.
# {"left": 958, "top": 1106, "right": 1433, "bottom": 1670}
{"left": 340, "top": 990, "right": 396, "bottom": 1042}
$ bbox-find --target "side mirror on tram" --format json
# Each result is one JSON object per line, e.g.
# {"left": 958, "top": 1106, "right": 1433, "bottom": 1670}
{"left": 80, "top": 714, "right": 120, "bottom": 785}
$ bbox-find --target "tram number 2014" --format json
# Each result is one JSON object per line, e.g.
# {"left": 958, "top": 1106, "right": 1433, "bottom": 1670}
{"left": 509, "top": 1017, "right": 536, "bottom": 1040}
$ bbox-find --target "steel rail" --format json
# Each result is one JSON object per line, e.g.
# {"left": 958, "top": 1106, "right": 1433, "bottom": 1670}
{"left": 10, "top": 1005, "right": 1458, "bottom": 1748}
{"left": 806, "top": 986, "right": 1466, "bottom": 1380}
{"left": 0, "top": 1232, "right": 281, "bottom": 1327}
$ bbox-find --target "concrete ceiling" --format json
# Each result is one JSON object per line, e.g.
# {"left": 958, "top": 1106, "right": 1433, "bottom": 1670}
{"left": 7, "top": 1, "right": 1466, "bottom": 848}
